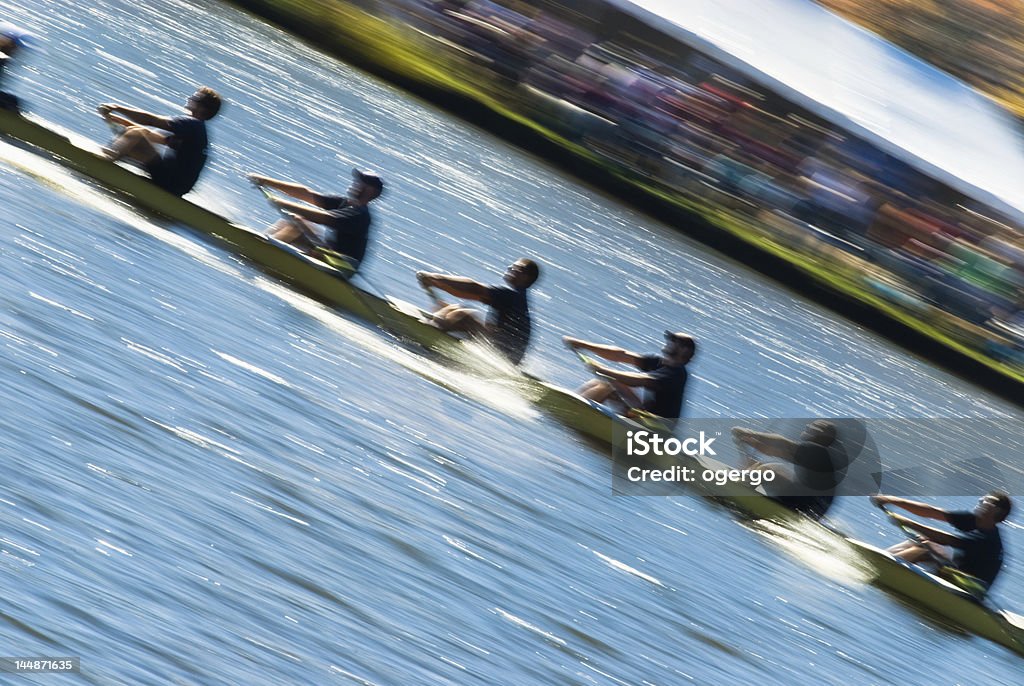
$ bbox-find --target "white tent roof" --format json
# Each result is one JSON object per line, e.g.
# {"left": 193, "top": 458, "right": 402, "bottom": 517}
{"left": 611, "top": 0, "right": 1024, "bottom": 224}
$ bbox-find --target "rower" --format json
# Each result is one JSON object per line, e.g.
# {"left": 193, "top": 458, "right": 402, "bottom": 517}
{"left": 563, "top": 331, "right": 695, "bottom": 424}
{"left": 871, "top": 492, "right": 1012, "bottom": 595}
{"left": 732, "top": 420, "right": 846, "bottom": 520}
{"left": 416, "top": 258, "right": 539, "bottom": 365}
{"left": 97, "top": 87, "right": 222, "bottom": 197}
{"left": 0, "top": 22, "right": 37, "bottom": 112}
{"left": 249, "top": 168, "right": 384, "bottom": 273}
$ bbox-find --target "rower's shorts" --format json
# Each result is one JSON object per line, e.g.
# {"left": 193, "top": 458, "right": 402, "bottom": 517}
{"left": 145, "top": 153, "right": 187, "bottom": 197}
{"left": 924, "top": 544, "right": 955, "bottom": 564}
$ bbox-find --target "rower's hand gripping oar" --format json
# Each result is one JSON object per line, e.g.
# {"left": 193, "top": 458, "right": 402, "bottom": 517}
{"left": 96, "top": 104, "right": 122, "bottom": 132}
{"left": 732, "top": 429, "right": 759, "bottom": 468}
{"left": 96, "top": 104, "right": 128, "bottom": 158}
{"left": 872, "top": 498, "right": 923, "bottom": 540}
{"left": 415, "top": 271, "right": 446, "bottom": 309}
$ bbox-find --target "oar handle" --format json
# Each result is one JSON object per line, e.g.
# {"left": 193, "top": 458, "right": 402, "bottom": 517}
{"left": 872, "top": 499, "right": 901, "bottom": 525}
{"left": 253, "top": 181, "right": 305, "bottom": 226}
{"left": 873, "top": 500, "right": 928, "bottom": 545}
{"left": 571, "top": 347, "right": 598, "bottom": 369}
{"left": 424, "top": 286, "right": 443, "bottom": 305}
{"left": 871, "top": 497, "right": 903, "bottom": 521}
{"left": 253, "top": 182, "right": 275, "bottom": 202}
{"left": 573, "top": 349, "right": 623, "bottom": 387}
{"left": 415, "top": 272, "right": 445, "bottom": 305}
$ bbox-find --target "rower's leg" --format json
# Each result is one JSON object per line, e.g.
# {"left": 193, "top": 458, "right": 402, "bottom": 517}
{"left": 267, "top": 218, "right": 319, "bottom": 255}
{"left": 888, "top": 541, "right": 931, "bottom": 563}
{"left": 615, "top": 385, "right": 642, "bottom": 407}
{"left": 579, "top": 380, "right": 633, "bottom": 413}
{"left": 430, "top": 306, "right": 486, "bottom": 334}
{"left": 430, "top": 304, "right": 460, "bottom": 319}
{"left": 267, "top": 218, "right": 300, "bottom": 241}
{"left": 576, "top": 380, "right": 641, "bottom": 411}
{"left": 577, "top": 378, "right": 615, "bottom": 401}
{"left": 103, "top": 126, "right": 159, "bottom": 163}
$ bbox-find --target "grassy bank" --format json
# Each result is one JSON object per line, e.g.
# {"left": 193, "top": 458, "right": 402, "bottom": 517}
{"left": 226, "top": 0, "right": 1024, "bottom": 403}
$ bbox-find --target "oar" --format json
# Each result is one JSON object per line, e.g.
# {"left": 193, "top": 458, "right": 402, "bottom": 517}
{"left": 872, "top": 498, "right": 921, "bottom": 537}
{"left": 413, "top": 271, "right": 448, "bottom": 311}
{"left": 422, "top": 281, "right": 445, "bottom": 308}
{"left": 570, "top": 347, "right": 666, "bottom": 429}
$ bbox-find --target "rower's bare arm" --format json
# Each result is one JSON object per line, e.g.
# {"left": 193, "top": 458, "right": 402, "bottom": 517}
{"left": 421, "top": 274, "right": 490, "bottom": 302}
{"left": 104, "top": 112, "right": 134, "bottom": 128}
{"left": 273, "top": 198, "right": 335, "bottom": 225}
{"left": 561, "top": 337, "right": 643, "bottom": 364}
{"left": 732, "top": 428, "right": 797, "bottom": 458}
{"left": 249, "top": 176, "right": 324, "bottom": 205}
{"left": 98, "top": 104, "right": 170, "bottom": 129}
{"left": 891, "top": 515, "right": 959, "bottom": 545}
{"left": 873, "top": 496, "right": 950, "bottom": 522}
{"left": 594, "top": 367, "right": 655, "bottom": 387}
{"left": 757, "top": 435, "right": 799, "bottom": 459}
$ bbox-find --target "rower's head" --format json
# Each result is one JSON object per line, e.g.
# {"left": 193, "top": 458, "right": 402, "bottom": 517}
{"left": 186, "top": 87, "right": 222, "bottom": 120}
{"left": 800, "top": 420, "right": 837, "bottom": 447}
{"left": 661, "top": 331, "right": 696, "bottom": 366}
{"left": 975, "top": 490, "right": 1012, "bottom": 524}
{"left": 350, "top": 168, "right": 384, "bottom": 204}
{"left": 0, "top": 23, "right": 36, "bottom": 55}
{"left": 504, "top": 258, "right": 539, "bottom": 289}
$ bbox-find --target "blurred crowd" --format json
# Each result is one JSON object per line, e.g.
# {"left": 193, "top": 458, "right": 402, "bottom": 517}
{"left": 387, "top": 0, "right": 1024, "bottom": 369}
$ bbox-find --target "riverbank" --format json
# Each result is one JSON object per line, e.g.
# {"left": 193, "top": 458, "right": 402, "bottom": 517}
{"left": 226, "top": 0, "right": 1024, "bottom": 404}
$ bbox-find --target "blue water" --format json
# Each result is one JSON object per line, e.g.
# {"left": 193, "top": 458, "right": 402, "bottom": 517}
{"left": 1, "top": 0, "right": 1021, "bottom": 683}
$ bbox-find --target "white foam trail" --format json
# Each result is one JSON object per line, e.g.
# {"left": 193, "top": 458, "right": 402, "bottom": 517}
{"left": 253, "top": 278, "right": 537, "bottom": 420}
{"left": 747, "top": 518, "right": 873, "bottom": 585}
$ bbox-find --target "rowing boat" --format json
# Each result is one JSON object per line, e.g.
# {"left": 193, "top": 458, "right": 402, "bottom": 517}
{"left": 849, "top": 539, "right": 1024, "bottom": 653}
{"left": 2, "top": 108, "right": 1022, "bottom": 657}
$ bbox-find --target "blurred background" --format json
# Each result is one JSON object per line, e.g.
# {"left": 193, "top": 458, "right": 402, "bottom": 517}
{"left": 223, "top": 0, "right": 1024, "bottom": 381}
{"left": 3, "top": 0, "right": 1024, "bottom": 684}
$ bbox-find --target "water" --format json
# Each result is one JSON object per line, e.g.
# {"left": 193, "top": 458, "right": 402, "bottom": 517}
{"left": 1, "top": 0, "right": 1021, "bottom": 683}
